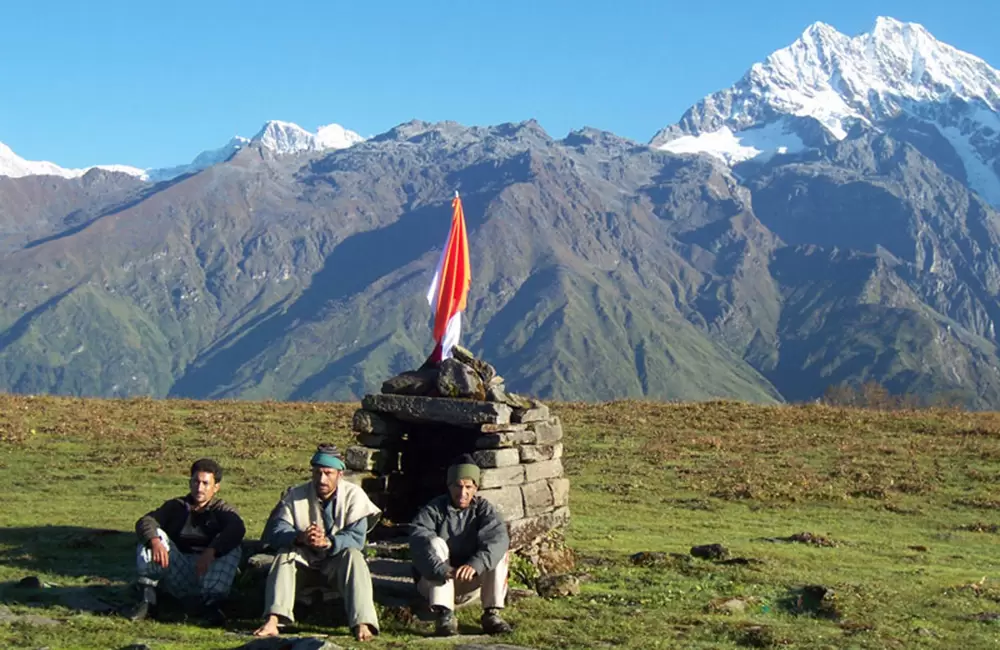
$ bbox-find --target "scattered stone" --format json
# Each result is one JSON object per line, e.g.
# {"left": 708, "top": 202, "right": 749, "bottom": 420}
{"left": 708, "top": 597, "right": 751, "bottom": 614}
{"left": 17, "top": 576, "right": 43, "bottom": 589}
{"left": 761, "top": 532, "right": 837, "bottom": 547}
{"left": 517, "top": 529, "right": 576, "bottom": 575}
{"left": 913, "top": 627, "right": 938, "bottom": 637}
{"left": 958, "top": 522, "right": 1000, "bottom": 533}
{"left": 691, "top": 544, "right": 730, "bottom": 561}
{"left": 437, "top": 358, "right": 487, "bottom": 400}
{"left": 506, "top": 588, "right": 537, "bottom": 603}
{"left": 970, "top": 612, "right": 1000, "bottom": 623}
{"left": 630, "top": 551, "right": 668, "bottom": 566}
{"left": 536, "top": 574, "right": 580, "bottom": 598}
{"left": 737, "top": 625, "right": 776, "bottom": 648}
{"left": 362, "top": 394, "right": 512, "bottom": 425}
{"left": 381, "top": 368, "right": 438, "bottom": 396}
{"left": 785, "top": 585, "right": 840, "bottom": 620}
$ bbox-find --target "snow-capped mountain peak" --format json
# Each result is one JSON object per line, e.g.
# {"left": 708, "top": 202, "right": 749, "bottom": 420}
{"left": 652, "top": 16, "right": 1000, "bottom": 205}
{"left": 1, "top": 119, "right": 364, "bottom": 183}
{"left": 251, "top": 120, "right": 364, "bottom": 155}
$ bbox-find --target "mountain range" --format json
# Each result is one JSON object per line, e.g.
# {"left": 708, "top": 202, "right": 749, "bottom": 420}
{"left": 2, "top": 16, "right": 1000, "bottom": 407}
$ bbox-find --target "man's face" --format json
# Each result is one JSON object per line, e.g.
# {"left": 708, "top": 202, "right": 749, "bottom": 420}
{"left": 449, "top": 478, "right": 478, "bottom": 509}
{"left": 312, "top": 466, "right": 342, "bottom": 500}
{"left": 189, "top": 471, "right": 220, "bottom": 508}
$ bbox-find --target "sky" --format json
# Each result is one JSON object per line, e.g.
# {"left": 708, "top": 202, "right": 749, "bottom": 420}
{"left": 1, "top": 0, "right": 997, "bottom": 170}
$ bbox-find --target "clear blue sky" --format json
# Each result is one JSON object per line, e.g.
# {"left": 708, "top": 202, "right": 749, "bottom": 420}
{"left": 1, "top": 0, "right": 997, "bottom": 170}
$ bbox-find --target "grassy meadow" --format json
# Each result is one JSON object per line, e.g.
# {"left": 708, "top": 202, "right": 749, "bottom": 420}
{"left": 2, "top": 395, "right": 1000, "bottom": 648}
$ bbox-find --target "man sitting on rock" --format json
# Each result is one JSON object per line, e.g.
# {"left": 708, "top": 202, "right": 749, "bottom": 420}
{"left": 409, "top": 454, "right": 513, "bottom": 636}
{"left": 253, "top": 444, "right": 382, "bottom": 642}
{"left": 129, "top": 458, "right": 246, "bottom": 625}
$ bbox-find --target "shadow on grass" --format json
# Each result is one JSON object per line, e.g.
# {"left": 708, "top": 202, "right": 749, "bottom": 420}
{"left": 0, "top": 525, "right": 135, "bottom": 581}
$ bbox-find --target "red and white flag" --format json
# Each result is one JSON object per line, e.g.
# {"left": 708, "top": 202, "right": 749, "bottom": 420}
{"left": 426, "top": 193, "right": 471, "bottom": 362}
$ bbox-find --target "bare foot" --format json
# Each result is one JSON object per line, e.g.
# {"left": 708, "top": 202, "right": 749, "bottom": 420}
{"left": 253, "top": 615, "right": 280, "bottom": 637}
{"left": 353, "top": 623, "right": 375, "bottom": 642}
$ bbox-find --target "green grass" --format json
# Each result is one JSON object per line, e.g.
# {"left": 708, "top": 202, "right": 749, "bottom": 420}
{"left": 4, "top": 395, "right": 1000, "bottom": 648}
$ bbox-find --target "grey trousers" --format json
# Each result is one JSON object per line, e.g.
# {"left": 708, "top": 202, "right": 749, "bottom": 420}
{"left": 263, "top": 547, "right": 379, "bottom": 633}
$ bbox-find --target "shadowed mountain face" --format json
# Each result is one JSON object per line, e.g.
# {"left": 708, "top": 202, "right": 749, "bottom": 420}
{"left": 2, "top": 117, "right": 1000, "bottom": 406}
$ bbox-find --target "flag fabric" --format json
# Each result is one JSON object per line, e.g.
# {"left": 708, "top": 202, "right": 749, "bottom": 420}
{"left": 426, "top": 193, "right": 471, "bottom": 362}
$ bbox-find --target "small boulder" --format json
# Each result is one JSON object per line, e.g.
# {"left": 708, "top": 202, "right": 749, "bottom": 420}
{"left": 451, "top": 345, "right": 498, "bottom": 384}
{"left": 437, "top": 358, "right": 486, "bottom": 400}
{"left": 691, "top": 544, "right": 730, "bottom": 561}
{"left": 536, "top": 574, "right": 580, "bottom": 598}
{"left": 708, "top": 596, "right": 750, "bottom": 614}
{"left": 381, "top": 369, "right": 438, "bottom": 396}
{"left": 630, "top": 551, "right": 667, "bottom": 566}
{"left": 17, "top": 576, "right": 43, "bottom": 589}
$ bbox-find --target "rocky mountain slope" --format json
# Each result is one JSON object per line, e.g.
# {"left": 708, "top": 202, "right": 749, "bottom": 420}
{"left": 2, "top": 18, "right": 1000, "bottom": 406}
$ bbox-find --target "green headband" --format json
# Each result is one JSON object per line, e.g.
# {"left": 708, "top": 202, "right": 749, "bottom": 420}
{"left": 311, "top": 452, "right": 346, "bottom": 470}
{"left": 447, "top": 463, "right": 481, "bottom": 487}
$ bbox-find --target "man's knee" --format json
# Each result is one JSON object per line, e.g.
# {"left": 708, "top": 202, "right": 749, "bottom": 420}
{"left": 429, "top": 537, "right": 450, "bottom": 562}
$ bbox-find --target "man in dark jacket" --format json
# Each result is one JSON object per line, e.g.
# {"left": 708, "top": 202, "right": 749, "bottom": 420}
{"left": 128, "top": 458, "right": 246, "bottom": 624}
{"left": 409, "top": 454, "right": 512, "bottom": 636}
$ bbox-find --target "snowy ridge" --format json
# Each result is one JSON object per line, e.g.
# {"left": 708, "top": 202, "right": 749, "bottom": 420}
{"left": 652, "top": 16, "right": 1000, "bottom": 206}
{"left": 0, "top": 120, "right": 364, "bottom": 182}
{"left": 0, "top": 141, "right": 146, "bottom": 180}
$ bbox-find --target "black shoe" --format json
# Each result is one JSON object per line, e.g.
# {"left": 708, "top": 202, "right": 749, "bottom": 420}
{"left": 434, "top": 607, "right": 458, "bottom": 637}
{"left": 481, "top": 608, "right": 512, "bottom": 635}
{"left": 126, "top": 585, "right": 157, "bottom": 622}
{"left": 126, "top": 598, "right": 156, "bottom": 622}
{"left": 196, "top": 599, "right": 227, "bottom": 627}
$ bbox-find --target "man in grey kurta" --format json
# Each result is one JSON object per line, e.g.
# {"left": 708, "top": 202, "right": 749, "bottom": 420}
{"left": 252, "top": 444, "right": 381, "bottom": 642}
{"left": 409, "top": 454, "right": 513, "bottom": 636}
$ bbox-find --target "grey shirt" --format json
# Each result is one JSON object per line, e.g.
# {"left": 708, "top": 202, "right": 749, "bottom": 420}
{"left": 409, "top": 494, "right": 510, "bottom": 580}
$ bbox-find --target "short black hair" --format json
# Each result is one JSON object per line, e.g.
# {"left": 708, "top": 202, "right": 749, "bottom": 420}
{"left": 190, "top": 458, "right": 222, "bottom": 483}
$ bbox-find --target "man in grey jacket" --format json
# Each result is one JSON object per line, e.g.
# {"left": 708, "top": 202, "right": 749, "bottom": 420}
{"left": 409, "top": 454, "right": 513, "bottom": 636}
